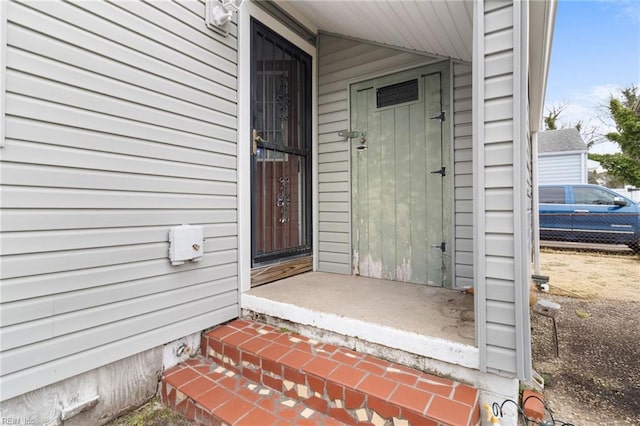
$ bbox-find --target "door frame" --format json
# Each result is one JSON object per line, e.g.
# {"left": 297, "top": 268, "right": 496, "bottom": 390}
{"left": 238, "top": 3, "right": 318, "bottom": 294}
{"left": 346, "top": 61, "right": 454, "bottom": 288}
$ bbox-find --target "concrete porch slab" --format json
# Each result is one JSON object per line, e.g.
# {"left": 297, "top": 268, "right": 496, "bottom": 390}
{"left": 241, "top": 272, "right": 478, "bottom": 370}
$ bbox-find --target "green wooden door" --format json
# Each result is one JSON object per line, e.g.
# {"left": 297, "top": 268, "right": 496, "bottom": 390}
{"left": 351, "top": 65, "right": 450, "bottom": 286}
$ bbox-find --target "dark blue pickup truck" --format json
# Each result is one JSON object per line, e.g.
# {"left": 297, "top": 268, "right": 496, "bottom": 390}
{"left": 539, "top": 184, "right": 640, "bottom": 253}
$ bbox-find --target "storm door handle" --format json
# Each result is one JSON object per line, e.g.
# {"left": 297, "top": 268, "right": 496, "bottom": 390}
{"left": 252, "top": 129, "right": 265, "bottom": 155}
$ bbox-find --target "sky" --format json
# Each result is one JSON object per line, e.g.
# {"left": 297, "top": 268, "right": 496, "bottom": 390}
{"left": 544, "top": 0, "right": 640, "bottom": 154}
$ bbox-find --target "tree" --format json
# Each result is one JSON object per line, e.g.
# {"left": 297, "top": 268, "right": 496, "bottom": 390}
{"left": 606, "top": 87, "right": 640, "bottom": 161}
{"left": 588, "top": 86, "right": 640, "bottom": 187}
{"left": 543, "top": 103, "right": 601, "bottom": 147}
{"left": 543, "top": 104, "right": 566, "bottom": 130}
{"left": 573, "top": 120, "right": 601, "bottom": 148}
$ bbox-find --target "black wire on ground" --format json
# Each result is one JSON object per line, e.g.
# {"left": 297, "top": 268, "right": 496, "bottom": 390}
{"left": 494, "top": 396, "right": 576, "bottom": 426}
{"left": 492, "top": 399, "right": 528, "bottom": 425}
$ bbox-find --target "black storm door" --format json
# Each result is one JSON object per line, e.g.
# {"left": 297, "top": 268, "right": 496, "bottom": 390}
{"left": 251, "top": 19, "right": 312, "bottom": 265}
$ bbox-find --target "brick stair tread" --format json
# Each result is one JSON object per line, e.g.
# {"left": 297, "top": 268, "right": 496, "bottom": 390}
{"left": 200, "top": 319, "right": 481, "bottom": 426}
{"left": 162, "top": 356, "right": 347, "bottom": 425}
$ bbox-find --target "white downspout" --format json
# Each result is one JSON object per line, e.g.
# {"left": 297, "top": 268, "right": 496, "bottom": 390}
{"left": 532, "top": 131, "right": 541, "bottom": 275}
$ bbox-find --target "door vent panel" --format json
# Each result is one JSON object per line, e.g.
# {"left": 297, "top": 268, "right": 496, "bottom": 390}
{"left": 376, "top": 79, "right": 419, "bottom": 108}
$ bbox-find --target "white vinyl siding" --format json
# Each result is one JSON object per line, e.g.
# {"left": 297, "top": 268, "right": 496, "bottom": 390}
{"left": 538, "top": 153, "right": 585, "bottom": 184}
{"left": 0, "top": 0, "right": 238, "bottom": 401}
{"left": 476, "top": 0, "right": 528, "bottom": 377}
{"left": 453, "top": 61, "right": 473, "bottom": 288}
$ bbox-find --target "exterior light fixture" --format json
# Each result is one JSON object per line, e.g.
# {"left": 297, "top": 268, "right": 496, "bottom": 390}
{"left": 205, "top": 0, "right": 243, "bottom": 35}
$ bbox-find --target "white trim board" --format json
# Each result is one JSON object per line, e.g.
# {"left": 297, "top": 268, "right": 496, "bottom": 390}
{"left": 472, "top": 0, "right": 487, "bottom": 372}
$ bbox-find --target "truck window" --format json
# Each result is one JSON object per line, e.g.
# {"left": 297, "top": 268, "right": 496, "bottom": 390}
{"left": 574, "top": 187, "right": 617, "bottom": 205}
{"left": 539, "top": 187, "right": 565, "bottom": 204}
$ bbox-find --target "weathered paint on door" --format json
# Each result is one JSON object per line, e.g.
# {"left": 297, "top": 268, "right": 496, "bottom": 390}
{"left": 350, "top": 64, "right": 451, "bottom": 286}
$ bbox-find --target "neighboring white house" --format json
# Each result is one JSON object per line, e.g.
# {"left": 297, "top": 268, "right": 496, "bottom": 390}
{"left": 0, "top": 0, "right": 556, "bottom": 424}
{"left": 538, "top": 128, "right": 588, "bottom": 184}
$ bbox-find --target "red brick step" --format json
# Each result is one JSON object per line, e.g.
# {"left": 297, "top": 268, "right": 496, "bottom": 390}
{"left": 199, "top": 319, "right": 480, "bottom": 426}
{"left": 162, "top": 356, "right": 346, "bottom": 425}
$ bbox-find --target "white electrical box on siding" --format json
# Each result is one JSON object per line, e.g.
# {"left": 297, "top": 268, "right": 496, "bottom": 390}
{"left": 168, "top": 225, "right": 204, "bottom": 265}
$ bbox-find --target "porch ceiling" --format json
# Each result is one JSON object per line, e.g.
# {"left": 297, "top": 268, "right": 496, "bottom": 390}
{"left": 278, "top": 0, "right": 474, "bottom": 61}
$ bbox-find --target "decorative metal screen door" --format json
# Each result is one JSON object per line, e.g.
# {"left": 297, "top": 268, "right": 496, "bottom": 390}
{"left": 250, "top": 19, "right": 312, "bottom": 266}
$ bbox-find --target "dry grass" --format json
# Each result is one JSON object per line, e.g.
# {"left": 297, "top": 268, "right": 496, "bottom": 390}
{"left": 105, "top": 397, "right": 193, "bottom": 426}
{"left": 539, "top": 249, "right": 640, "bottom": 301}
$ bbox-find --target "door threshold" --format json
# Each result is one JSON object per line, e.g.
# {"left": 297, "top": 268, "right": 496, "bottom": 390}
{"left": 251, "top": 255, "right": 313, "bottom": 287}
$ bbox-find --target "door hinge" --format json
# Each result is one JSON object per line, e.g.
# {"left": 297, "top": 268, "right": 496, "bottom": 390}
{"left": 430, "top": 111, "right": 446, "bottom": 122}
{"left": 430, "top": 166, "right": 446, "bottom": 177}
{"left": 431, "top": 242, "right": 446, "bottom": 252}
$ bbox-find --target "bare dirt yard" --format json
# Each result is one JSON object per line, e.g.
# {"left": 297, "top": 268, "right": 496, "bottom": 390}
{"left": 532, "top": 249, "right": 640, "bottom": 425}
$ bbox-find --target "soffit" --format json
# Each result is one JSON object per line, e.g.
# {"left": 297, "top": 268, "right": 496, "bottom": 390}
{"left": 277, "top": 0, "right": 474, "bottom": 61}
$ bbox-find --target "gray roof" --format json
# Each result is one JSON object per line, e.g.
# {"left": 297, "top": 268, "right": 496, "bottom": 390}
{"left": 538, "top": 128, "right": 587, "bottom": 153}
